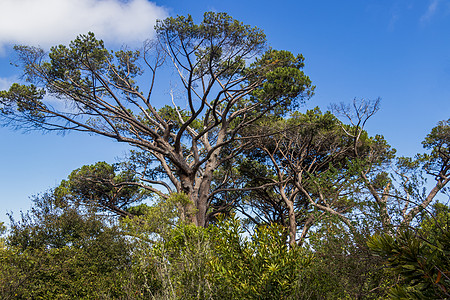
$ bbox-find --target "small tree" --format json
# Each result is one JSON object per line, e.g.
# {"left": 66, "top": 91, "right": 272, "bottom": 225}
{"left": 333, "top": 99, "right": 450, "bottom": 230}
{"left": 54, "top": 161, "right": 148, "bottom": 218}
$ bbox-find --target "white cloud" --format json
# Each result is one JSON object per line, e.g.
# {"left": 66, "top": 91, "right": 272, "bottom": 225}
{"left": 0, "top": 77, "right": 16, "bottom": 90}
{"left": 0, "top": 0, "right": 168, "bottom": 50}
{"left": 421, "top": 0, "right": 441, "bottom": 23}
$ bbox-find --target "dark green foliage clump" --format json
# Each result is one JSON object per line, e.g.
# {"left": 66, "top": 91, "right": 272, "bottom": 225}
{"left": 0, "top": 195, "right": 148, "bottom": 299}
{"left": 368, "top": 203, "right": 450, "bottom": 299}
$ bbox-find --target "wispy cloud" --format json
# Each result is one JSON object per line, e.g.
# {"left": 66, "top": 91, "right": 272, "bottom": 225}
{"left": 388, "top": 13, "right": 399, "bottom": 31}
{"left": 0, "top": 0, "right": 168, "bottom": 51}
{"left": 421, "top": 0, "right": 441, "bottom": 23}
{"left": 0, "top": 77, "right": 15, "bottom": 90}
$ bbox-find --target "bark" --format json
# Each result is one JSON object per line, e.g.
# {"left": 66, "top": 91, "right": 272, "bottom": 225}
{"left": 285, "top": 200, "right": 297, "bottom": 248}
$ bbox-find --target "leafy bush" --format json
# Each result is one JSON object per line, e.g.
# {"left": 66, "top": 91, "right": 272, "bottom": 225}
{"left": 208, "top": 216, "right": 311, "bottom": 299}
{"left": 368, "top": 203, "right": 450, "bottom": 299}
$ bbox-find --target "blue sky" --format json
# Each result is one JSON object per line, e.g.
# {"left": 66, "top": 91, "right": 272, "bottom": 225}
{"left": 1, "top": 0, "right": 449, "bottom": 224}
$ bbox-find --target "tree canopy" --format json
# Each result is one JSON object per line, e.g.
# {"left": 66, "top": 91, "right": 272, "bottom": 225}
{"left": 1, "top": 11, "right": 449, "bottom": 300}
{"left": 0, "top": 12, "right": 314, "bottom": 227}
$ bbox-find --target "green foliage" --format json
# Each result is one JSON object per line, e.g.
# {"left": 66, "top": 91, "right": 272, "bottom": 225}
{"left": 154, "top": 224, "right": 213, "bottom": 299}
{"left": 0, "top": 244, "right": 136, "bottom": 299}
{"left": 3, "top": 10, "right": 450, "bottom": 300}
{"left": 54, "top": 161, "right": 146, "bottom": 217}
{"left": 208, "top": 216, "right": 310, "bottom": 299}
{"left": 422, "top": 119, "right": 450, "bottom": 158}
{"left": 368, "top": 203, "right": 450, "bottom": 299}
{"left": 0, "top": 11, "right": 315, "bottom": 228}
{"left": 420, "top": 202, "right": 450, "bottom": 237}
{"left": 121, "top": 193, "right": 211, "bottom": 299}
{"left": 122, "top": 206, "right": 316, "bottom": 299}
{"left": 156, "top": 12, "right": 266, "bottom": 62}
{"left": 301, "top": 218, "right": 393, "bottom": 299}
{"left": 121, "top": 193, "right": 187, "bottom": 241}
{"left": 236, "top": 107, "right": 366, "bottom": 240}
{"left": 417, "top": 119, "right": 450, "bottom": 189}
{"left": 247, "top": 49, "right": 314, "bottom": 114}
{"left": 390, "top": 119, "right": 450, "bottom": 227}
{"left": 0, "top": 83, "right": 46, "bottom": 123}
{"left": 0, "top": 222, "right": 5, "bottom": 250}
{"left": 0, "top": 193, "right": 149, "bottom": 299}
{"left": 157, "top": 105, "right": 202, "bottom": 132}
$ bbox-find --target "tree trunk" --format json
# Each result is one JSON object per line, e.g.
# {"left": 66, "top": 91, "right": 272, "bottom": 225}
{"left": 286, "top": 201, "right": 297, "bottom": 248}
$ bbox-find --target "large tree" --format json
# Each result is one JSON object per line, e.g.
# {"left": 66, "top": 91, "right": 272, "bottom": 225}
{"left": 234, "top": 108, "right": 393, "bottom": 246}
{"left": 0, "top": 12, "right": 314, "bottom": 226}
{"left": 231, "top": 109, "right": 355, "bottom": 246}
